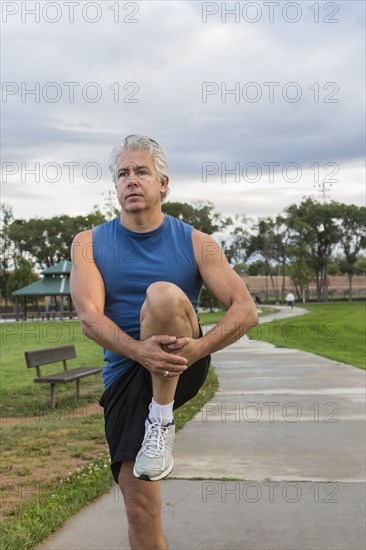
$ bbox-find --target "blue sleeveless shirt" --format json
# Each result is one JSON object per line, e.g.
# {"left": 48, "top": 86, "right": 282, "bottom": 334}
{"left": 92, "top": 215, "right": 203, "bottom": 389}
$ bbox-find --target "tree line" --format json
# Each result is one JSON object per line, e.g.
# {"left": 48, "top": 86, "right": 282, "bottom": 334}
{"left": 0, "top": 198, "right": 365, "bottom": 306}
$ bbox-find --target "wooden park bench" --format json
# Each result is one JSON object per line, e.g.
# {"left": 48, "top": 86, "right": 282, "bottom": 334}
{"left": 24, "top": 345, "right": 102, "bottom": 407}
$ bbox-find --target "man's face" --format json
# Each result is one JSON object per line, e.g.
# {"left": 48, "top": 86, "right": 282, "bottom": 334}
{"left": 115, "top": 150, "right": 168, "bottom": 213}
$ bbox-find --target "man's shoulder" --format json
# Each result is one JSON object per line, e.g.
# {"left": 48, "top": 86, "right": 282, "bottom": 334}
{"left": 167, "top": 217, "right": 215, "bottom": 247}
{"left": 93, "top": 217, "right": 117, "bottom": 230}
{"left": 190, "top": 229, "right": 222, "bottom": 266}
{"left": 91, "top": 217, "right": 118, "bottom": 236}
{"left": 167, "top": 214, "right": 202, "bottom": 235}
{"left": 72, "top": 219, "right": 118, "bottom": 248}
{"left": 73, "top": 229, "right": 92, "bottom": 245}
{"left": 191, "top": 228, "right": 215, "bottom": 244}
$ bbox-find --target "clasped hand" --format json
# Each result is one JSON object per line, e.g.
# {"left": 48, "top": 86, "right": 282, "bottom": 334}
{"left": 135, "top": 335, "right": 201, "bottom": 379}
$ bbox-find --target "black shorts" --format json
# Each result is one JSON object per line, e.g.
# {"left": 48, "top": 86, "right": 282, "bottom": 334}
{"left": 99, "top": 332, "right": 211, "bottom": 484}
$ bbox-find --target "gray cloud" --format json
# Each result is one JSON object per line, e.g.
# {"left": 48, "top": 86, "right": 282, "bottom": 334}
{"left": 1, "top": 0, "right": 364, "bottom": 220}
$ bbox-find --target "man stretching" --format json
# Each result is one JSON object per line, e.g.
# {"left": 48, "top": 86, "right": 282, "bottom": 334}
{"left": 70, "top": 135, "right": 258, "bottom": 549}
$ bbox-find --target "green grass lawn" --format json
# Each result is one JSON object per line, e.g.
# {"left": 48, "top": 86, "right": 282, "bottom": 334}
{"left": 0, "top": 321, "right": 101, "bottom": 391}
{"left": 0, "top": 318, "right": 219, "bottom": 549}
{"left": 0, "top": 320, "right": 105, "bottom": 417}
{"left": 249, "top": 302, "right": 366, "bottom": 369}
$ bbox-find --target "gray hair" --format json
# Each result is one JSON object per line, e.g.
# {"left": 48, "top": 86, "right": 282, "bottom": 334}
{"left": 108, "top": 134, "right": 170, "bottom": 200}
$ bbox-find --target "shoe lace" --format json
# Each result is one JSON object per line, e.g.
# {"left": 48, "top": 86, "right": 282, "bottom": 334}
{"left": 144, "top": 419, "right": 168, "bottom": 458}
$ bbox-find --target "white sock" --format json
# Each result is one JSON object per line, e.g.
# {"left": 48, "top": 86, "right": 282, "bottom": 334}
{"left": 149, "top": 398, "right": 174, "bottom": 425}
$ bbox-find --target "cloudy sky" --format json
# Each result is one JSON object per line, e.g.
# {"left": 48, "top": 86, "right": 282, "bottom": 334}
{"left": 2, "top": 0, "right": 365, "bottom": 223}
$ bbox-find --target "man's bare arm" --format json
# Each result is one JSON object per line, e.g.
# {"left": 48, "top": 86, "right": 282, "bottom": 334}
{"left": 167, "top": 230, "right": 258, "bottom": 362}
{"left": 70, "top": 230, "right": 188, "bottom": 374}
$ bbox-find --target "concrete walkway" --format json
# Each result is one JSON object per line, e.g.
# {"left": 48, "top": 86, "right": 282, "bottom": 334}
{"left": 36, "top": 307, "right": 366, "bottom": 550}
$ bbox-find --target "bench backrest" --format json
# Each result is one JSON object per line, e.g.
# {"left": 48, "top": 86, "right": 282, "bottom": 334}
{"left": 25, "top": 345, "right": 76, "bottom": 373}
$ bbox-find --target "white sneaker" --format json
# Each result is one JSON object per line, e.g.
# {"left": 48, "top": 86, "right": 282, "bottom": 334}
{"left": 133, "top": 417, "right": 175, "bottom": 482}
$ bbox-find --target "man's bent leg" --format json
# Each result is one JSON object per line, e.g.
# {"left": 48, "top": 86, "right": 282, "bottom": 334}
{"left": 134, "top": 282, "right": 200, "bottom": 482}
{"left": 119, "top": 461, "right": 167, "bottom": 550}
{"left": 140, "top": 281, "right": 200, "bottom": 404}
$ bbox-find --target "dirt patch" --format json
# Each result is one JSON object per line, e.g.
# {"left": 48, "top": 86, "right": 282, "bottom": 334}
{"left": 0, "top": 404, "right": 110, "bottom": 522}
{"left": 0, "top": 441, "right": 109, "bottom": 522}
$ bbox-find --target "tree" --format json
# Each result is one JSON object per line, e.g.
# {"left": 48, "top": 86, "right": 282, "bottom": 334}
{"left": 288, "top": 256, "right": 313, "bottom": 303}
{"left": 354, "top": 257, "right": 366, "bottom": 274}
{"left": 327, "top": 261, "right": 341, "bottom": 275}
{"left": 162, "top": 201, "right": 226, "bottom": 235}
{"left": 284, "top": 199, "right": 343, "bottom": 301}
{"left": 245, "top": 218, "right": 279, "bottom": 300}
{"left": 273, "top": 215, "right": 292, "bottom": 301}
{"left": 337, "top": 204, "right": 366, "bottom": 301}
{"left": 8, "top": 257, "right": 39, "bottom": 296}
{"left": 8, "top": 210, "right": 107, "bottom": 269}
{"left": 0, "top": 203, "right": 14, "bottom": 305}
{"left": 247, "top": 260, "right": 267, "bottom": 276}
{"left": 233, "top": 262, "right": 247, "bottom": 276}
{"left": 223, "top": 215, "right": 249, "bottom": 265}
{"left": 199, "top": 286, "right": 221, "bottom": 312}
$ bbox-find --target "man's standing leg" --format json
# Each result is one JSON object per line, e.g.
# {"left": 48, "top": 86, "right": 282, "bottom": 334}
{"left": 118, "top": 462, "right": 167, "bottom": 550}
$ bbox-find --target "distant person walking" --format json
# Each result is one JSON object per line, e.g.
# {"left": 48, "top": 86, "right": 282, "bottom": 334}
{"left": 286, "top": 291, "right": 295, "bottom": 309}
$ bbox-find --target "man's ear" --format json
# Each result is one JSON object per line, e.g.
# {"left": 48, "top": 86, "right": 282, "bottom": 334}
{"left": 160, "top": 176, "right": 169, "bottom": 193}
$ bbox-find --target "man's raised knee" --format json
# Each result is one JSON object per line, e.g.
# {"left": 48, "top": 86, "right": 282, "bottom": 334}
{"left": 145, "top": 282, "right": 188, "bottom": 310}
{"left": 140, "top": 282, "right": 197, "bottom": 335}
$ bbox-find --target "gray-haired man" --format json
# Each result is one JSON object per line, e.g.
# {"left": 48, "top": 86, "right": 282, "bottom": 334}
{"left": 71, "top": 135, "right": 258, "bottom": 549}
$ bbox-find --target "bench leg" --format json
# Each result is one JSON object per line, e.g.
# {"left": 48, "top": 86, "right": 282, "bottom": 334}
{"left": 50, "top": 384, "right": 56, "bottom": 408}
{"left": 76, "top": 379, "right": 81, "bottom": 400}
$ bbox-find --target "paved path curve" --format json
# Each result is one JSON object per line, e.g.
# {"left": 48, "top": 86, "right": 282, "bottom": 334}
{"left": 36, "top": 306, "right": 366, "bottom": 550}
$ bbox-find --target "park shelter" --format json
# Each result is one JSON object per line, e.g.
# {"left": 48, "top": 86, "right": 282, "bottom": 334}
{"left": 12, "top": 260, "right": 74, "bottom": 320}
